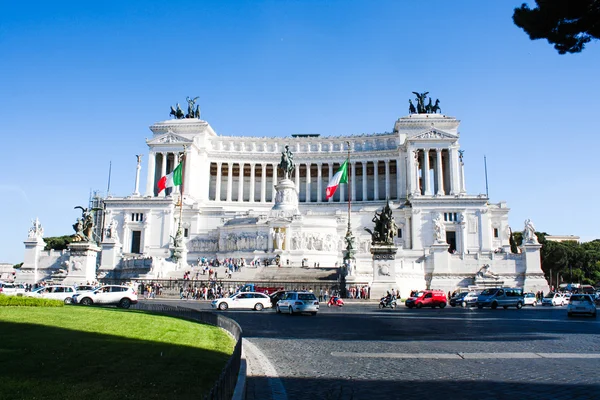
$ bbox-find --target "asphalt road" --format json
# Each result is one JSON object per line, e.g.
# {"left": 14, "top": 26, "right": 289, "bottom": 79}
{"left": 145, "top": 300, "right": 600, "bottom": 400}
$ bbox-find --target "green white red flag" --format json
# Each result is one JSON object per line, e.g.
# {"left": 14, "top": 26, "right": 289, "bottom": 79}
{"left": 157, "top": 163, "right": 182, "bottom": 193}
{"left": 325, "top": 159, "right": 348, "bottom": 199}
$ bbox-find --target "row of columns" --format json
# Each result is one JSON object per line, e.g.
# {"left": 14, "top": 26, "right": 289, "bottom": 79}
{"left": 145, "top": 152, "right": 181, "bottom": 197}
{"left": 408, "top": 147, "right": 462, "bottom": 196}
{"left": 209, "top": 160, "right": 402, "bottom": 202}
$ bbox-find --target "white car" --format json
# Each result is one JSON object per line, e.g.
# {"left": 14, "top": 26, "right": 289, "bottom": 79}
{"left": 542, "top": 292, "right": 566, "bottom": 306}
{"left": 0, "top": 282, "right": 26, "bottom": 296}
{"left": 26, "top": 285, "right": 78, "bottom": 304}
{"left": 523, "top": 292, "right": 538, "bottom": 306}
{"left": 211, "top": 292, "right": 271, "bottom": 311}
{"left": 276, "top": 291, "right": 319, "bottom": 315}
{"left": 73, "top": 285, "right": 138, "bottom": 309}
{"left": 567, "top": 294, "right": 597, "bottom": 317}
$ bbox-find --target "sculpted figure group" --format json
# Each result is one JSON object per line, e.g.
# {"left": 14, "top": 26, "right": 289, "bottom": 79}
{"left": 72, "top": 206, "right": 99, "bottom": 242}
{"left": 409, "top": 91, "right": 441, "bottom": 114}
{"left": 170, "top": 96, "right": 201, "bottom": 119}
{"left": 365, "top": 201, "right": 398, "bottom": 245}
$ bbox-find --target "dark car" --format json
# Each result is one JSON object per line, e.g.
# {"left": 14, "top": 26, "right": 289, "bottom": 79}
{"left": 269, "top": 290, "right": 287, "bottom": 307}
{"left": 449, "top": 292, "right": 467, "bottom": 307}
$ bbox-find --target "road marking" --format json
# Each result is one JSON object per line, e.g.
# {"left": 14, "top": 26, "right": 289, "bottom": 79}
{"left": 332, "top": 352, "right": 600, "bottom": 359}
{"left": 244, "top": 339, "right": 288, "bottom": 400}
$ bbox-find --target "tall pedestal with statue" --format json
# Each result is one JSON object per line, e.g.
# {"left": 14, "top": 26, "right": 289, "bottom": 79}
{"left": 367, "top": 201, "right": 400, "bottom": 299}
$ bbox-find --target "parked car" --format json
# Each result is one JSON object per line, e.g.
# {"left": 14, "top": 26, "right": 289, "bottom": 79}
{"left": 75, "top": 285, "right": 96, "bottom": 292}
{"left": 405, "top": 290, "right": 447, "bottom": 309}
{"left": 0, "top": 282, "right": 26, "bottom": 296}
{"left": 541, "top": 292, "right": 566, "bottom": 306}
{"left": 26, "top": 285, "right": 78, "bottom": 304}
{"left": 523, "top": 292, "right": 538, "bottom": 307}
{"left": 211, "top": 291, "right": 271, "bottom": 311}
{"left": 276, "top": 291, "right": 319, "bottom": 315}
{"left": 73, "top": 285, "right": 138, "bottom": 309}
{"left": 567, "top": 294, "right": 597, "bottom": 317}
{"left": 477, "top": 287, "right": 523, "bottom": 309}
{"left": 450, "top": 291, "right": 478, "bottom": 307}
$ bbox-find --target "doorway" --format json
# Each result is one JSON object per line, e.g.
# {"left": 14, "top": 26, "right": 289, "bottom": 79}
{"left": 131, "top": 231, "right": 141, "bottom": 254}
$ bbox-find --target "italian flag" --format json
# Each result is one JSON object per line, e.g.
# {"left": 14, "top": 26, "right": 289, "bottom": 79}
{"left": 325, "top": 159, "right": 349, "bottom": 200}
{"left": 157, "top": 163, "right": 183, "bottom": 193}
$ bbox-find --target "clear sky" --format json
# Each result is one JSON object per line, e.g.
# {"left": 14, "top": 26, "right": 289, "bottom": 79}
{"left": 1, "top": 0, "right": 598, "bottom": 264}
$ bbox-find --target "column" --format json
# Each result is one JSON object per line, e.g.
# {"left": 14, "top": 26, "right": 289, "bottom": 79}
{"left": 414, "top": 150, "right": 421, "bottom": 195}
{"left": 317, "top": 163, "right": 322, "bottom": 202}
{"left": 173, "top": 152, "right": 180, "bottom": 194}
{"left": 397, "top": 157, "right": 403, "bottom": 199}
{"left": 424, "top": 149, "right": 432, "bottom": 195}
{"left": 436, "top": 149, "right": 445, "bottom": 195}
{"left": 294, "top": 164, "right": 300, "bottom": 194}
{"left": 260, "top": 163, "right": 267, "bottom": 203}
{"left": 384, "top": 160, "right": 390, "bottom": 200}
{"left": 249, "top": 163, "right": 255, "bottom": 202}
{"left": 145, "top": 152, "right": 156, "bottom": 197}
{"left": 159, "top": 152, "right": 167, "bottom": 198}
{"left": 460, "top": 157, "right": 466, "bottom": 194}
{"left": 215, "top": 162, "right": 222, "bottom": 201}
{"left": 448, "top": 147, "right": 458, "bottom": 195}
{"left": 373, "top": 161, "right": 379, "bottom": 201}
{"left": 362, "top": 162, "right": 367, "bottom": 201}
{"left": 226, "top": 162, "right": 233, "bottom": 202}
{"left": 238, "top": 162, "right": 244, "bottom": 202}
{"left": 272, "top": 163, "right": 277, "bottom": 202}
{"left": 328, "top": 163, "right": 333, "bottom": 203}
{"left": 305, "top": 163, "right": 311, "bottom": 203}
{"left": 350, "top": 162, "right": 356, "bottom": 202}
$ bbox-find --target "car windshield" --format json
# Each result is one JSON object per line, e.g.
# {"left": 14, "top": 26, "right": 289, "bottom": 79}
{"left": 570, "top": 295, "right": 591, "bottom": 303}
{"left": 298, "top": 293, "right": 317, "bottom": 300}
{"left": 480, "top": 289, "right": 498, "bottom": 296}
{"left": 415, "top": 291, "right": 425, "bottom": 298}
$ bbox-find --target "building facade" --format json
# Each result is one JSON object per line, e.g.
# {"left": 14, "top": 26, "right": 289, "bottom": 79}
{"left": 95, "top": 106, "right": 548, "bottom": 295}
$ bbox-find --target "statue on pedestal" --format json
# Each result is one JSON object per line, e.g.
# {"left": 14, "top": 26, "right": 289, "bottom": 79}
{"left": 365, "top": 201, "right": 397, "bottom": 245}
{"left": 433, "top": 213, "right": 446, "bottom": 243}
{"left": 278, "top": 145, "right": 295, "bottom": 180}
{"left": 72, "top": 206, "right": 100, "bottom": 242}
{"left": 523, "top": 219, "right": 538, "bottom": 244}
{"left": 28, "top": 217, "right": 44, "bottom": 239}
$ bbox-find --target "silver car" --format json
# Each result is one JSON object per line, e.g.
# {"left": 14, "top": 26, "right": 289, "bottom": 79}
{"left": 276, "top": 291, "right": 319, "bottom": 315}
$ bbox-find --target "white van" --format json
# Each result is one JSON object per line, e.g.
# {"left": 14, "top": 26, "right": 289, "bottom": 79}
{"left": 0, "top": 282, "right": 26, "bottom": 296}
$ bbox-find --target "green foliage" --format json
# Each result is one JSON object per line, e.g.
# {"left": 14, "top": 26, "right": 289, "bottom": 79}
{"left": 539, "top": 237, "right": 600, "bottom": 285}
{"left": 0, "top": 295, "right": 63, "bottom": 307}
{"left": 43, "top": 235, "right": 75, "bottom": 251}
{"left": 513, "top": 0, "right": 600, "bottom": 54}
{"left": 12, "top": 262, "right": 23, "bottom": 269}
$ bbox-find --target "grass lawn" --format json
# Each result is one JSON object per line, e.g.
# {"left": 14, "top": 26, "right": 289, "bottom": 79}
{"left": 0, "top": 305, "right": 235, "bottom": 400}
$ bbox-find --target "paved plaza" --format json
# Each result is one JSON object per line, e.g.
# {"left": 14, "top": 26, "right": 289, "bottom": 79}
{"left": 148, "top": 300, "right": 600, "bottom": 400}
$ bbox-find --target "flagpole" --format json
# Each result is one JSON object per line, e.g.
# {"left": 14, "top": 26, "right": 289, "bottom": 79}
{"left": 346, "top": 141, "right": 351, "bottom": 229}
{"left": 178, "top": 146, "right": 187, "bottom": 232}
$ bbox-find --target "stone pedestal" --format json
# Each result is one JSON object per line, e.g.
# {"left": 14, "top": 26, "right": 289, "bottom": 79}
{"left": 269, "top": 179, "right": 300, "bottom": 220}
{"left": 427, "top": 243, "right": 450, "bottom": 290}
{"left": 520, "top": 243, "right": 549, "bottom": 293}
{"left": 370, "top": 244, "right": 398, "bottom": 299}
{"left": 18, "top": 236, "right": 46, "bottom": 284}
{"left": 63, "top": 242, "right": 100, "bottom": 285}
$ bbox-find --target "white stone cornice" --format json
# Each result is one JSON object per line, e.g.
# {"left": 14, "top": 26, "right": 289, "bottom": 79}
{"left": 408, "top": 128, "right": 458, "bottom": 141}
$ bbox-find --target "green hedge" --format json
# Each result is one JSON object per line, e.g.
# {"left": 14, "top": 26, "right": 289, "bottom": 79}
{"left": 0, "top": 295, "right": 64, "bottom": 307}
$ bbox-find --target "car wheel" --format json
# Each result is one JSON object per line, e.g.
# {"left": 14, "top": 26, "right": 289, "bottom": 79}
{"left": 416, "top": 303, "right": 422, "bottom": 309}
{"left": 379, "top": 303, "right": 383, "bottom": 309}
{"left": 516, "top": 302, "right": 523, "bottom": 310}
{"left": 477, "top": 305, "right": 483, "bottom": 309}
{"left": 532, "top": 301, "right": 537, "bottom": 307}
{"left": 503, "top": 306, "right": 508, "bottom": 309}
{"left": 407, "top": 304, "right": 413, "bottom": 309}
{"left": 80, "top": 297, "right": 93, "bottom": 306}
{"left": 64, "top": 297, "right": 73, "bottom": 305}
{"left": 461, "top": 301, "right": 467, "bottom": 308}
{"left": 276, "top": 305, "right": 281, "bottom": 313}
{"left": 451, "top": 304, "right": 456, "bottom": 307}
{"left": 119, "top": 298, "right": 131, "bottom": 309}
{"left": 254, "top": 303, "right": 264, "bottom": 311}
{"left": 391, "top": 303, "right": 396, "bottom": 309}
{"left": 288, "top": 306, "right": 294, "bottom": 315}
{"left": 219, "top": 302, "right": 228, "bottom": 311}
{"left": 439, "top": 302, "right": 446, "bottom": 309}
{"left": 491, "top": 302, "right": 498, "bottom": 310}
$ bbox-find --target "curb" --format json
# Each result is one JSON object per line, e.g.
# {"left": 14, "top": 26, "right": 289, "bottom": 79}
{"left": 232, "top": 345, "right": 247, "bottom": 400}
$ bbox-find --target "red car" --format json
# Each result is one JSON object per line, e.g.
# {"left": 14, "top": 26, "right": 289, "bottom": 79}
{"left": 405, "top": 290, "right": 447, "bottom": 309}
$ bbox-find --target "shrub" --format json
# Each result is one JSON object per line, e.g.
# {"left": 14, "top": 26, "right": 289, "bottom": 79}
{"left": 0, "top": 295, "right": 64, "bottom": 307}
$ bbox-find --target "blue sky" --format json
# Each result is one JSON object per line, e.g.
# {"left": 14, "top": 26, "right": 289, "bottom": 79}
{"left": 1, "top": 1, "right": 598, "bottom": 264}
